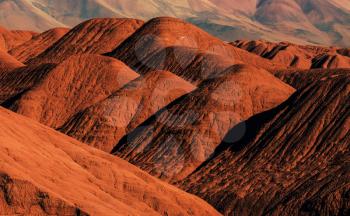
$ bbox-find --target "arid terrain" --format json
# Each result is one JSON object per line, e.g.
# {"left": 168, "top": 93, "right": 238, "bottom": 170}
{"left": 1, "top": 0, "right": 350, "bottom": 46}
{"left": 0, "top": 6, "right": 349, "bottom": 216}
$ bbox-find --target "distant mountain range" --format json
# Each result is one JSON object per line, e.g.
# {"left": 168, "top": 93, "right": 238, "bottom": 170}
{"left": 0, "top": 0, "right": 350, "bottom": 46}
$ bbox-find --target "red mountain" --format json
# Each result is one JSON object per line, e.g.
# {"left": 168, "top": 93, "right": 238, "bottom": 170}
{"left": 113, "top": 64, "right": 295, "bottom": 182}
{"left": 180, "top": 73, "right": 350, "bottom": 215}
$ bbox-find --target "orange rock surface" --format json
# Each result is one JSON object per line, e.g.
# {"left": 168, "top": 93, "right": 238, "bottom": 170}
{"left": 113, "top": 64, "right": 295, "bottom": 182}
{"left": 3, "top": 54, "right": 139, "bottom": 129}
{"left": 9, "top": 27, "right": 70, "bottom": 63}
{"left": 274, "top": 68, "right": 350, "bottom": 89}
{"left": 61, "top": 70, "right": 196, "bottom": 152}
{"left": 109, "top": 17, "right": 284, "bottom": 75}
{"left": 180, "top": 74, "right": 350, "bottom": 215}
{"left": 28, "top": 18, "right": 144, "bottom": 64}
{"left": 233, "top": 40, "right": 350, "bottom": 69}
{"left": 0, "top": 26, "right": 36, "bottom": 51}
{"left": 0, "top": 107, "right": 220, "bottom": 215}
{"left": 0, "top": 50, "right": 24, "bottom": 73}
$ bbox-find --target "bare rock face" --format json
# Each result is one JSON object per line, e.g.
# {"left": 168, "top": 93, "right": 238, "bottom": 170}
{"left": 3, "top": 54, "right": 139, "bottom": 129}
{"left": 233, "top": 40, "right": 350, "bottom": 69}
{"left": 0, "top": 26, "right": 37, "bottom": 52}
{"left": 108, "top": 17, "right": 283, "bottom": 76}
{"left": 180, "top": 74, "right": 350, "bottom": 216}
{"left": 60, "top": 70, "right": 196, "bottom": 153}
{"left": 28, "top": 18, "right": 144, "bottom": 64}
{"left": 9, "top": 27, "right": 70, "bottom": 63}
{"left": 0, "top": 50, "right": 24, "bottom": 73}
{"left": 274, "top": 68, "right": 350, "bottom": 89}
{"left": 113, "top": 64, "right": 295, "bottom": 182}
{"left": 0, "top": 107, "right": 220, "bottom": 216}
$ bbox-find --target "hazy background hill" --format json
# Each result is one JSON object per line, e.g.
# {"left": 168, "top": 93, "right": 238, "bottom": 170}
{"left": 0, "top": 0, "right": 350, "bottom": 46}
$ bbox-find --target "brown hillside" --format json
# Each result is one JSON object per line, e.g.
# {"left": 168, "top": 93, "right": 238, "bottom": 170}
{"left": 108, "top": 17, "right": 284, "bottom": 74}
{"left": 0, "top": 64, "right": 55, "bottom": 104}
{"left": 0, "top": 107, "right": 220, "bottom": 216}
{"left": 61, "top": 70, "right": 196, "bottom": 152}
{"left": 0, "top": 26, "right": 37, "bottom": 51}
{"left": 113, "top": 64, "right": 295, "bottom": 182}
{"left": 132, "top": 46, "right": 237, "bottom": 85}
{"left": 3, "top": 54, "right": 139, "bottom": 129}
{"left": 0, "top": 50, "right": 24, "bottom": 73}
{"left": 9, "top": 27, "right": 70, "bottom": 62}
{"left": 28, "top": 18, "right": 144, "bottom": 64}
{"left": 180, "top": 74, "right": 350, "bottom": 216}
{"left": 232, "top": 40, "right": 350, "bottom": 69}
{"left": 274, "top": 68, "right": 350, "bottom": 89}
{"left": 312, "top": 52, "right": 350, "bottom": 69}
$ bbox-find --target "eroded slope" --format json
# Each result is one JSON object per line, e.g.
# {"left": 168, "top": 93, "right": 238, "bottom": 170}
{"left": 0, "top": 107, "right": 220, "bottom": 216}
{"left": 181, "top": 74, "right": 350, "bottom": 216}
{"left": 113, "top": 64, "right": 295, "bottom": 182}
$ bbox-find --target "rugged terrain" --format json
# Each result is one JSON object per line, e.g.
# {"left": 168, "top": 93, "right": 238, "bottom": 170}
{"left": 0, "top": 107, "right": 220, "bottom": 215}
{"left": 1, "top": 0, "right": 350, "bottom": 46}
{"left": 108, "top": 17, "right": 283, "bottom": 83}
{"left": 0, "top": 16, "right": 349, "bottom": 216}
{"left": 113, "top": 64, "right": 295, "bottom": 182}
{"left": 233, "top": 40, "right": 350, "bottom": 69}
{"left": 61, "top": 70, "right": 196, "bottom": 152}
{"left": 28, "top": 18, "right": 144, "bottom": 64}
{"left": 9, "top": 27, "right": 69, "bottom": 62}
{"left": 2, "top": 54, "right": 139, "bottom": 129}
{"left": 0, "top": 50, "right": 24, "bottom": 73}
{"left": 180, "top": 74, "right": 350, "bottom": 215}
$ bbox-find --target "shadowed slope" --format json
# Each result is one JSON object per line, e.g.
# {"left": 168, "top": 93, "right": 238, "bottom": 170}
{"left": 312, "top": 52, "right": 350, "bottom": 69}
{"left": 3, "top": 54, "right": 139, "bottom": 129}
{"left": 61, "top": 70, "right": 196, "bottom": 152}
{"left": 0, "top": 64, "right": 55, "bottom": 104}
{"left": 112, "top": 64, "right": 295, "bottom": 182}
{"left": 29, "top": 18, "right": 144, "bottom": 64}
{"left": 131, "top": 46, "right": 237, "bottom": 85}
{"left": 108, "top": 17, "right": 284, "bottom": 75}
{"left": 274, "top": 68, "right": 350, "bottom": 89}
{"left": 180, "top": 74, "right": 350, "bottom": 215}
{"left": 9, "top": 27, "right": 70, "bottom": 62}
{"left": 0, "top": 50, "right": 24, "bottom": 73}
{"left": 0, "top": 107, "right": 220, "bottom": 216}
